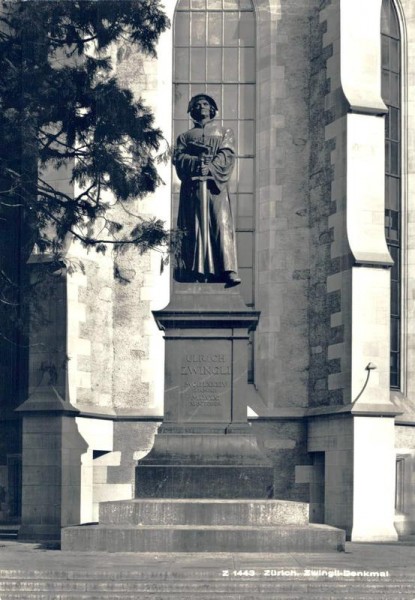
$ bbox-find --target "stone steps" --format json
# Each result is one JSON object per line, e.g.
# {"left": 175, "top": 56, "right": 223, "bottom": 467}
{"left": 62, "top": 498, "right": 345, "bottom": 553}
{"left": 0, "top": 577, "right": 414, "bottom": 597}
{"left": 99, "top": 498, "right": 309, "bottom": 526}
{"left": 0, "top": 596, "right": 412, "bottom": 600}
{"left": 0, "top": 525, "right": 19, "bottom": 539}
{"left": 0, "top": 575, "right": 415, "bottom": 600}
{"left": 2, "top": 592, "right": 415, "bottom": 597}
{"left": 62, "top": 522, "right": 345, "bottom": 553}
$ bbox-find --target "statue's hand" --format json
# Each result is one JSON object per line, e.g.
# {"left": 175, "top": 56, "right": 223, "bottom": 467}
{"left": 200, "top": 155, "right": 212, "bottom": 176}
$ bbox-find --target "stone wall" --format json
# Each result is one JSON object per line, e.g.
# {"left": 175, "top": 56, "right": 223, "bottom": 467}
{"left": 251, "top": 420, "right": 310, "bottom": 502}
{"left": 0, "top": 419, "right": 20, "bottom": 522}
{"left": 67, "top": 254, "right": 113, "bottom": 410}
{"left": 255, "top": 0, "right": 316, "bottom": 411}
{"left": 308, "top": 0, "right": 344, "bottom": 407}
{"left": 109, "top": 41, "right": 170, "bottom": 414}
{"left": 109, "top": 421, "right": 160, "bottom": 488}
{"left": 308, "top": 414, "right": 353, "bottom": 534}
{"left": 308, "top": 0, "right": 394, "bottom": 409}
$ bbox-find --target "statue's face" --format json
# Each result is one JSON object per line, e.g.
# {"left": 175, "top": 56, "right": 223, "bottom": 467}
{"left": 192, "top": 98, "right": 213, "bottom": 121}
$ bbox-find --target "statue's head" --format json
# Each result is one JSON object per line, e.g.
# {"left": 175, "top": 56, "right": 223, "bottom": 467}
{"left": 187, "top": 94, "right": 218, "bottom": 122}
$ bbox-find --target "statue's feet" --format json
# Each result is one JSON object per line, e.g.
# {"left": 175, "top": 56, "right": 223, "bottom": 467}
{"left": 224, "top": 271, "right": 241, "bottom": 287}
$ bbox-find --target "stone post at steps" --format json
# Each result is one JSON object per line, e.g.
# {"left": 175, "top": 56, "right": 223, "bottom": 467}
{"left": 17, "top": 392, "right": 86, "bottom": 541}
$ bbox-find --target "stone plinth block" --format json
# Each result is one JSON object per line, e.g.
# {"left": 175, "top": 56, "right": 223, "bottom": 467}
{"left": 99, "top": 499, "right": 309, "bottom": 526}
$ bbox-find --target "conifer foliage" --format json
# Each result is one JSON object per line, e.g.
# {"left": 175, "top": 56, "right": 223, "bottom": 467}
{"left": 0, "top": 0, "right": 170, "bottom": 257}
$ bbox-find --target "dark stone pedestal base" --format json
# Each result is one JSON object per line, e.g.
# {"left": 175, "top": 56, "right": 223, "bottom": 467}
{"left": 136, "top": 431, "right": 274, "bottom": 499}
{"left": 136, "top": 465, "right": 274, "bottom": 499}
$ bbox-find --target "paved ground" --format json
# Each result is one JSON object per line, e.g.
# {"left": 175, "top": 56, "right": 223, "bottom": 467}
{"left": 0, "top": 539, "right": 415, "bottom": 599}
{"left": 0, "top": 538, "right": 414, "bottom": 576}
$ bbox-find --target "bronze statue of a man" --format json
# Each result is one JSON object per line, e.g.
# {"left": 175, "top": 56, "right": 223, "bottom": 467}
{"left": 173, "top": 94, "right": 241, "bottom": 287}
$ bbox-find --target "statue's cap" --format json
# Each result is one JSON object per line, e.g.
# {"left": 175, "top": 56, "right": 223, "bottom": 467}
{"left": 187, "top": 94, "right": 218, "bottom": 113}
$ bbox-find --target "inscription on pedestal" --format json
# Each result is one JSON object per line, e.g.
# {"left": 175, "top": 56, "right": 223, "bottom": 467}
{"left": 180, "top": 341, "right": 231, "bottom": 423}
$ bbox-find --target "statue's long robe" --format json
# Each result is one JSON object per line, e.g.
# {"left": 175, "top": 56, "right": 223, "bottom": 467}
{"left": 173, "top": 119, "right": 238, "bottom": 281}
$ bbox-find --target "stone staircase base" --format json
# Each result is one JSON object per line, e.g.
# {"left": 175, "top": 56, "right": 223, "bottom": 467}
{"left": 62, "top": 522, "right": 344, "bottom": 553}
{"left": 61, "top": 498, "right": 345, "bottom": 553}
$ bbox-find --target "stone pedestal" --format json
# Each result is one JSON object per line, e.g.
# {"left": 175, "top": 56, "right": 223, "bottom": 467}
{"left": 62, "top": 283, "right": 346, "bottom": 552}
{"left": 135, "top": 283, "right": 275, "bottom": 499}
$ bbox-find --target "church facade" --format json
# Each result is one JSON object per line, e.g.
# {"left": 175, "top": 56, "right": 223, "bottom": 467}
{"left": 1, "top": 0, "right": 415, "bottom": 543}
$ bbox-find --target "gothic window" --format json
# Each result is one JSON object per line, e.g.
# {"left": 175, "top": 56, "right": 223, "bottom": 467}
{"left": 381, "top": 0, "right": 401, "bottom": 389}
{"left": 173, "top": 0, "right": 256, "bottom": 308}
